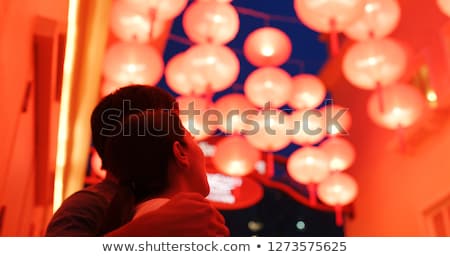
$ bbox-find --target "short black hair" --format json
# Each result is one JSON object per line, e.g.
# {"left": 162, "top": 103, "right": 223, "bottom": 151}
{"left": 104, "top": 110, "right": 186, "bottom": 202}
{"left": 90, "top": 85, "right": 178, "bottom": 169}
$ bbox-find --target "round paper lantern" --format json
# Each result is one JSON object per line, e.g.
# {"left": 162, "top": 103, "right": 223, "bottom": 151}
{"left": 342, "top": 38, "right": 408, "bottom": 90}
{"left": 289, "top": 74, "right": 326, "bottom": 109}
{"left": 289, "top": 109, "right": 327, "bottom": 146}
{"left": 317, "top": 172, "right": 358, "bottom": 225}
{"left": 293, "top": 0, "right": 365, "bottom": 33}
{"left": 121, "top": 0, "right": 188, "bottom": 20}
{"left": 367, "top": 83, "right": 426, "bottom": 129}
{"left": 103, "top": 42, "right": 164, "bottom": 85}
{"left": 244, "top": 109, "right": 291, "bottom": 152}
{"left": 90, "top": 150, "right": 106, "bottom": 179}
{"left": 212, "top": 135, "right": 261, "bottom": 176}
{"left": 287, "top": 146, "right": 330, "bottom": 205}
{"left": 437, "top": 0, "right": 450, "bottom": 17}
{"left": 182, "top": 1, "right": 239, "bottom": 44}
{"left": 183, "top": 44, "right": 240, "bottom": 94}
{"left": 344, "top": 0, "right": 401, "bottom": 41}
{"left": 176, "top": 95, "right": 214, "bottom": 140}
{"left": 320, "top": 104, "right": 352, "bottom": 136}
{"left": 110, "top": 0, "right": 165, "bottom": 43}
{"left": 243, "top": 27, "right": 292, "bottom": 67}
{"left": 320, "top": 137, "right": 356, "bottom": 172}
{"left": 213, "top": 94, "right": 255, "bottom": 134}
{"left": 165, "top": 53, "right": 196, "bottom": 95}
{"left": 244, "top": 67, "right": 292, "bottom": 108}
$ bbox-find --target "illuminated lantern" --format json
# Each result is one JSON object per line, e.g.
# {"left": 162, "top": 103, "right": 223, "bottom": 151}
{"left": 317, "top": 172, "right": 358, "bottom": 226}
{"left": 344, "top": 0, "right": 401, "bottom": 41}
{"left": 121, "top": 0, "right": 188, "bottom": 20}
{"left": 110, "top": 0, "right": 165, "bottom": 43}
{"left": 287, "top": 146, "right": 330, "bottom": 205}
{"left": 212, "top": 135, "right": 261, "bottom": 177}
{"left": 101, "top": 80, "right": 128, "bottom": 97}
{"left": 182, "top": 1, "right": 239, "bottom": 44}
{"left": 320, "top": 137, "right": 355, "bottom": 172}
{"left": 90, "top": 150, "right": 106, "bottom": 179}
{"left": 437, "top": 0, "right": 450, "bottom": 17}
{"left": 289, "top": 109, "right": 327, "bottom": 146}
{"left": 213, "top": 94, "right": 255, "bottom": 134}
{"left": 244, "top": 67, "right": 292, "bottom": 108}
{"left": 320, "top": 104, "right": 352, "bottom": 136}
{"left": 293, "top": 0, "right": 365, "bottom": 55}
{"left": 342, "top": 37, "right": 407, "bottom": 90}
{"left": 288, "top": 74, "right": 326, "bottom": 110}
{"left": 103, "top": 42, "right": 164, "bottom": 85}
{"left": 165, "top": 53, "right": 197, "bottom": 96}
{"left": 176, "top": 95, "right": 214, "bottom": 140}
{"left": 183, "top": 44, "right": 240, "bottom": 96}
{"left": 243, "top": 27, "right": 292, "bottom": 67}
{"left": 367, "top": 83, "right": 425, "bottom": 130}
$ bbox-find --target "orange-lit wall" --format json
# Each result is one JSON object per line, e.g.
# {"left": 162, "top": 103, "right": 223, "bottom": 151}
{"left": 0, "top": 0, "right": 68, "bottom": 236}
{"left": 324, "top": 1, "right": 450, "bottom": 236}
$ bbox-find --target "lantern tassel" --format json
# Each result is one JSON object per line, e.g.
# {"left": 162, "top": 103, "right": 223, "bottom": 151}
{"left": 266, "top": 151, "right": 275, "bottom": 178}
{"left": 397, "top": 124, "right": 407, "bottom": 153}
{"left": 376, "top": 81, "right": 385, "bottom": 114}
{"left": 307, "top": 183, "right": 317, "bottom": 206}
{"left": 335, "top": 204, "right": 343, "bottom": 226}
{"left": 148, "top": 8, "right": 156, "bottom": 41}
{"left": 329, "top": 18, "right": 340, "bottom": 56}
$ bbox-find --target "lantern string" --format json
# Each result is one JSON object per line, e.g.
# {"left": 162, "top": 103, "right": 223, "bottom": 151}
{"left": 235, "top": 6, "right": 300, "bottom": 24}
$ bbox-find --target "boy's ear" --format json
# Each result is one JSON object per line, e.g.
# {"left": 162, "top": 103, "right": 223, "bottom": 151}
{"left": 172, "top": 141, "right": 189, "bottom": 167}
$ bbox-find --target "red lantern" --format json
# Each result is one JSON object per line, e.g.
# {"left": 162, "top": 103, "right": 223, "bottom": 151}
{"left": 367, "top": 83, "right": 425, "bottom": 130}
{"left": 317, "top": 172, "right": 358, "bottom": 226}
{"left": 183, "top": 44, "right": 240, "bottom": 95}
{"left": 244, "top": 109, "right": 291, "bottom": 152}
{"left": 176, "top": 95, "right": 214, "bottom": 140}
{"left": 212, "top": 135, "right": 261, "bottom": 177}
{"left": 287, "top": 146, "right": 330, "bottom": 205}
{"left": 289, "top": 109, "right": 327, "bottom": 146}
{"left": 90, "top": 150, "right": 106, "bottom": 179}
{"left": 243, "top": 27, "right": 292, "bottom": 67}
{"left": 165, "top": 53, "right": 197, "bottom": 96}
{"left": 110, "top": 0, "right": 165, "bottom": 43}
{"left": 342, "top": 38, "right": 408, "bottom": 90}
{"left": 320, "top": 137, "right": 355, "bottom": 172}
{"left": 121, "top": 0, "right": 188, "bottom": 20}
{"left": 344, "top": 0, "right": 401, "bottom": 41}
{"left": 437, "top": 0, "right": 450, "bottom": 17}
{"left": 244, "top": 67, "right": 293, "bottom": 108}
{"left": 320, "top": 104, "right": 352, "bottom": 136}
{"left": 103, "top": 42, "right": 164, "bottom": 85}
{"left": 293, "top": 0, "right": 365, "bottom": 55}
{"left": 213, "top": 94, "right": 255, "bottom": 134}
{"left": 182, "top": 1, "right": 239, "bottom": 44}
{"left": 288, "top": 74, "right": 326, "bottom": 110}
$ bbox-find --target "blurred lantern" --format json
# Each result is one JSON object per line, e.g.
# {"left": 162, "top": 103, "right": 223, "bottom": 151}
{"left": 212, "top": 135, "right": 261, "bottom": 177}
{"left": 344, "top": 0, "right": 401, "bottom": 41}
{"left": 165, "top": 53, "right": 197, "bottom": 95}
{"left": 437, "top": 0, "right": 450, "bottom": 17}
{"left": 183, "top": 44, "right": 240, "bottom": 98}
{"left": 245, "top": 109, "right": 291, "bottom": 178}
{"left": 342, "top": 37, "right": 407, "bottom": 90}
{"left": 243, "top": 27, "right": 292, "bottom": 67}
{"left": 288, "top": 74, "right": 326, "bottom": 110}
{"left": 244, "top": 67, "right": 292, "bottom": 108}
{"left": 287, "top": 146, "right": 330, "bottom": 205}
{"left": 320, "top": 104, "right": 352, "bottom": 136}
{"left": 103, "top": 42, "right": 164, "bottom": 85}
{"left": 293, "top": 0, "right": 365, "bottom": 55}
{"left": 182, "top": 1, "right": 239, "bottom": 44}
{"left": 121, "top": 0, "right": 188, "bottom": 20}
{"left": 176, "top": 95, "right": 214, "bottom": 140}
{"left": 289, "top": 109, "right": 327, "bottom": 146}
{"left": 110, "top": 0, "right": 165, "bottom": 43}
{"left": 90, "top": 150, "right": 106, "bottom": 179}
{"left": 367, "top": 83, "right": 425, "bottom": 130}
{"left": 320, "top": 137, "right": 356, "bottom": 172}
{"left": 101, "top": 80, "right": 127, "bottom": 97}
{"left": 317, "top": 172, "right": 358, "bottom": 226}
{"left": 213, "top": 94, "right": 255, "bottom": 134}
